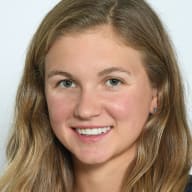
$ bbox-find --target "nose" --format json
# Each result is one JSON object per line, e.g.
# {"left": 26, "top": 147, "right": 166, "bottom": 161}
{"left": 74, "top": 89, "right": 102, "bottom": 120}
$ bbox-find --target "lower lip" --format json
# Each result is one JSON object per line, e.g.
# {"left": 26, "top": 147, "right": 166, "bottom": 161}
{"left": 72, "top": 128, "right": 112, "bottom": 143}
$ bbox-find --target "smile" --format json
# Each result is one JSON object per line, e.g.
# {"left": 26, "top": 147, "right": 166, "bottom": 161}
{"left": 74, "top": 126, "right": 112, "bottom": 136}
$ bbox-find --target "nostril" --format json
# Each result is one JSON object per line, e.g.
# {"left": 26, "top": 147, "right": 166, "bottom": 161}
{"left": 73, "top": 99, "right": 102, "bottom": 119}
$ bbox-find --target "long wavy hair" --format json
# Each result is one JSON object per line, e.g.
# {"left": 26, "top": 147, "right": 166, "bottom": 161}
{"left": 0, "top": 0, "right": 191, "bottom": 191}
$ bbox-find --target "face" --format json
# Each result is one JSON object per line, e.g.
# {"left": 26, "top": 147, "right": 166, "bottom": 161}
{"left": 45, "top": 26, "right": 157, "bottom": 166}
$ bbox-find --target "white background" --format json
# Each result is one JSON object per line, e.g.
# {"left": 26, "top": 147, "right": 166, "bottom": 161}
{"left": 0, "top": 1, "right": 192, "bottom": 172}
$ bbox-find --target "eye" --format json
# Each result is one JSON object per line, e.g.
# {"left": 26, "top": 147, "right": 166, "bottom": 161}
{"left": 105, "top": 78, "right": 122, "bottom": 87}
{"left": 57, "top": 79, "right": 76, "bottom": 88}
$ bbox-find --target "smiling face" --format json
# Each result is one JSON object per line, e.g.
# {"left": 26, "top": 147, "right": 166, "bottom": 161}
{"left": 45, "top": 26, "right": 157, "bottom": 166}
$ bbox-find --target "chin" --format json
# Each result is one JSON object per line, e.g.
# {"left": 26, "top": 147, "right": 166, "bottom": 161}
{"left": 72, "top": 152, "right": 112, "bottom": 166}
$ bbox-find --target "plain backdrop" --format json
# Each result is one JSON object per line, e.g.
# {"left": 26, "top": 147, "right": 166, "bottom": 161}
{"left": 0, "top": 0, "right": 192, "bottom": 172}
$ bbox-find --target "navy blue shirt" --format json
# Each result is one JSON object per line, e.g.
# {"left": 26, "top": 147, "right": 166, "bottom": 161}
{"left": 185, "top": 176, "right": 192, "bottom": 192}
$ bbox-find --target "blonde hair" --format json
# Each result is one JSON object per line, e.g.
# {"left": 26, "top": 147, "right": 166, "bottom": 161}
{"left": 0, "top": 0, "right": 191, "bottom": 191}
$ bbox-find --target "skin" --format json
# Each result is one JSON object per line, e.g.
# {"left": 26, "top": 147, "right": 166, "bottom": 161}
{"left": 45, "top": 25, "right": 157, "bottom": 192}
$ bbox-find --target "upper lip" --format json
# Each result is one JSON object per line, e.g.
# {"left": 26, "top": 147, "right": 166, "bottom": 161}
{"left": 71, "top": 125, "right": 113, "bottom": 129}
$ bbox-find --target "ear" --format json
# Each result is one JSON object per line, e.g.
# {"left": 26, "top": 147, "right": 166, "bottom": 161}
{"left": 149, "top": 88, "right": 158, "bottom": 114}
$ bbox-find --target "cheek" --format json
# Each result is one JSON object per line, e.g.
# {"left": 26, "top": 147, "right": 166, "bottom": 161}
{"left": 105, "top": 89, "right": 151, "bottom": 123}
{"left": 106, "top": 94, "right": 137, "bottom": 119}
{"left": 46, "top": 94, "right": 73, "bottom": 125}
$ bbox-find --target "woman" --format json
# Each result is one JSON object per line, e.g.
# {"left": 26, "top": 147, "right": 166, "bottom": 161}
{"left": 0, "top": 0, "right": 191, "bottom": 191}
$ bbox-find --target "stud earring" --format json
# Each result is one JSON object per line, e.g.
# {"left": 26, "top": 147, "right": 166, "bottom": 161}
{"left": 153, "top": 107, "right": 157, "bottom": 113}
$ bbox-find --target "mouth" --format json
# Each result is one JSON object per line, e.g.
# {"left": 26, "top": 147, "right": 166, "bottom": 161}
{"left": 72, "top": 126, "right": 112, "bottom": 136}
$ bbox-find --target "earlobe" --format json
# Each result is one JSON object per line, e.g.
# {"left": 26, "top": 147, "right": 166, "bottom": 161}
{"left": 150, "top": 89, "right": 158, "bottom": 114}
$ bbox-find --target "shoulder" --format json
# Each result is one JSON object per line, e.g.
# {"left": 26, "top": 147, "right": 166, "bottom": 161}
{"left": 185, "top": 175, "right": 192, "bottom": 192}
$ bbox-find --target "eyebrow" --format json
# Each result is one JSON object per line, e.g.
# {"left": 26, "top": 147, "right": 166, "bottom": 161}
{"left": 47, "top": 67, "right": 131, "bottom": 79}
{"left": 47, "top": 71, "right": 74, "bottom": 79}
{"left": 98, "top": 67, "right": 131, "bottom": 76}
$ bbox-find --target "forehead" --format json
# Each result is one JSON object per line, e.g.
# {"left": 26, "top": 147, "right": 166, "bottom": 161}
{"left": 46, "top": 25, "right": 124, "bottom": 56}
{"left": 45, "top": 25, "right": 145, "bottom": 76}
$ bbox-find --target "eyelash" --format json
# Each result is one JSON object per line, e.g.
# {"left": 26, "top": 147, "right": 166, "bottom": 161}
{"left": 56, "top": 78, "right": 124, "bottom": 89}
{"left": 105, "top": 78, "right": 124, "bottom": 87}
{"left": 57, "top": 79, "right": 76, "bottom": 88}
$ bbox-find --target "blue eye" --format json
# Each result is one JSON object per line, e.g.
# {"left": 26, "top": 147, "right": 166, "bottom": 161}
{"left": 106, "top": 79, "right": 122, "bottom": 87}
{"left": 58, "top": 79, "right": 76, "bottom": 88}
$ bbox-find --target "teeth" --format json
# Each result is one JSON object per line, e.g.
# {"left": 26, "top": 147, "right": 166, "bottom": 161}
{"left": 75, "top": 127, "right": 111, "bottom": 136}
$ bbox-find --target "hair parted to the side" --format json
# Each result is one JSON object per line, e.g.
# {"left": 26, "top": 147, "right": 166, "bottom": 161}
{"left": 0, "top": 0, "right": 191, "bottom": 191}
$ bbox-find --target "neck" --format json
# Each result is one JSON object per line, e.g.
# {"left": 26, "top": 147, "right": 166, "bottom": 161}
{"left": 73, "top": 152, "right": 135, "bottom": 192}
